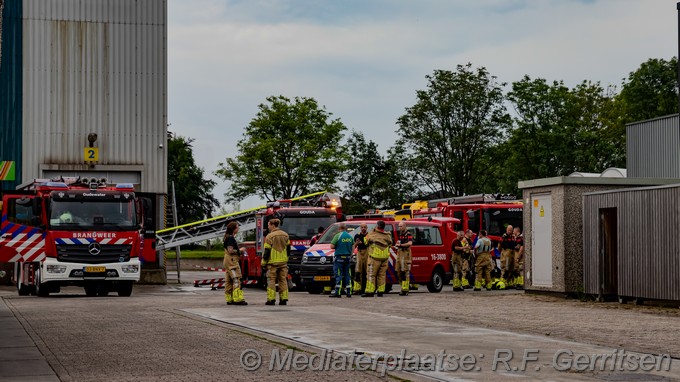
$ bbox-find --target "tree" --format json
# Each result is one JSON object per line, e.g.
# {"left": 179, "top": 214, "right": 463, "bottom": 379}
{"left": 496, "top": 76, "right": 623, "bottom": 192}
{"left": 617, "top": 57, "right": 678, "bottom": 124}
{"left": 216, "top": 96, "right": 347, "bottom": 202}
{"left": 342, "top": 131, "right": 418, "bottom": 211}
{"left": 396, "top": 64, "right": 511, "bottom": 196}
{"left": 167, "top": 133, "right": 220, "bottom": 224}
{"left": 343, "top": 131, "right": 385, "bottom": 211}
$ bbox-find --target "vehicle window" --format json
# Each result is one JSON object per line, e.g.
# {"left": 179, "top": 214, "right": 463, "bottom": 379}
{"left": 486, "top": 208, "right": 523, "bottom": 236}
{"left": 49, "top": 200, "right": 137, "bottom": 230}
{"left": 280, "top": 216, "right": 337, "bottom": 240}
{"left": 317, "top": 223, "right": 377, "bottom": 244}
{"left": 410, "top": 225, "right": 442, "bottom": 246}
{"left": 467, "top": 209, "right": 480, "bottom": 233}
{"left": 6, "top": 198, "right": 38, "bottom": 226}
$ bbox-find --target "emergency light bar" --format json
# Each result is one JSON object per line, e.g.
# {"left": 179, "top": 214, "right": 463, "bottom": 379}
{"left": 115, "top": 183, "right": 135, "bottom": 191}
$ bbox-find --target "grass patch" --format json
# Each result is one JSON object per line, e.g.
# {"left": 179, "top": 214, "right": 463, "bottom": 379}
{"left": 165, "top": 250, "right": 224, "bottom": 259}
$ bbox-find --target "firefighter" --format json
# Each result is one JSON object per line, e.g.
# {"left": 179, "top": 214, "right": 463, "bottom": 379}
{"left": 498, "top": 225, "right": 516, "bottom": 290}
{"left": 223, "top": 222, "right": 247, "bottom": 305}
{"left": 462, "top": 229, "right": 476, "bottom": 288}
{"left": 473, "top": 230, "right": 493, "bottom": 291}
{"left": 395, "top": 222, "right": 413, "bottom": 296}
{"left": 261, "top": 219, "right": 291, "bottom": 305}
{"left": 329, "top": 223, "right": 354, "bottom": 298}
{"left": 451, "top": 231, "right": 466, "bottom": 291}
{"left": 361, "top": 220, "right": 393, "bottom": 297}
{"left": 309, "top": 226, "right": 324, "bottom": 246}
{"left": 513, "top": 226, "right": 525, "bottom": 289}
{"left": 352, "top": 223, "right": 369, "bottom": 294}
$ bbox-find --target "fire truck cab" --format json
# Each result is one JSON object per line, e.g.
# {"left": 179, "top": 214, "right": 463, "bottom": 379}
{"left": 299, "top": 217, "right": 459, "bottom": 294}
{"left": 0, "top": 177, "right": 146, "bottom": 297}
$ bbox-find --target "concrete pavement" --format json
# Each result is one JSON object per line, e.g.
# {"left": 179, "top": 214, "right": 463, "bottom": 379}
{"left": 184, "top": 300, "right": 680, "bottom": 381}
{"left": 0, "top": 296, "right": 58, "bottom": 381}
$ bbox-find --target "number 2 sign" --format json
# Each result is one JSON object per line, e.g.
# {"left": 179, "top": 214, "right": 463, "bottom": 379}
{"left": 84, "top": 147, "right": 99, "bottom": 162}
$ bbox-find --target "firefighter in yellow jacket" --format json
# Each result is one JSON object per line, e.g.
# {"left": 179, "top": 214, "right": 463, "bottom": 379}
{"left": 395, "top": 221, "right": 413, "bottom": 296}
{"left": 223, "top": 222, "right": 248, "bottom": 305}
{"left": 361, "top": 220, "right": 393, "bottom": 297}
{"left": 261, "top": 219, "right": 291, "bottom": 305}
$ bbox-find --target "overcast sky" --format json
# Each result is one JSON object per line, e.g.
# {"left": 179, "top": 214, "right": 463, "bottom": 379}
{"left": 167, "top": 0, "right": 677, "bottom": 211}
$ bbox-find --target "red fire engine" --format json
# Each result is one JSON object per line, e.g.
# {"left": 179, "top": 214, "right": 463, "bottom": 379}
{"left": 412, "top": 193, "right": 523, "bottom": 245}
{"left": 0, "top": 177, "right": 147, "bottom": 297}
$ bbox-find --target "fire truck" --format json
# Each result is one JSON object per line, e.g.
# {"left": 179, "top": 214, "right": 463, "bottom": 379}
{"left": 155, "top": 191, "right": 342, "bottom": 288}
{"left": 0, "top": 177, "right": 147, "bottom": 297}
{"left": 412, "top": 193, "right": 523, "bottom": 245}
{"left": 299, "top": 217, "right": 459, "bottom": 294}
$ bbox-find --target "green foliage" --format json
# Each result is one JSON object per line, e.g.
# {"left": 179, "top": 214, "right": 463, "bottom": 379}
{"left": 343, "top": 131, "right": 417, "bottom": 209}
{"left": 167, "top": 133, "right": 220, "bottom": 224}
{"left": 396, "top": 64, "right": 511, "bottom": 197}
{"left": 499, "top": 77, "right": 624, "bottom": 190}
{"left": 216, "top": 96, "right": 347, "bottom": 202}
{"left": 617, "top": 57, "right": 679, "bottom": 124}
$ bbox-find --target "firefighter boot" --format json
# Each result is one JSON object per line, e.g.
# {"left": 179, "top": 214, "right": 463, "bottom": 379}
{"left": 353, "top": 280, "right": 362, "bottom": 294}
{"left": 225, "top": 294, "right": 234, "bottom": 305}
{"left": 486, "top": 280, "right": 495, "bottom": 291}
{"left": 507, "top": 276, "right": 516, "bottom": 288}
{"left": 233, "top": 288, "right": 248, "bottom": 305}
{"left": 515, "top": 275, "right": 524, "bottom": 290}
{"left": 266, "top": 288, "right": 276, "bottom": 305}
{"left": 453, "top": 278, "right": 463, "bottom": 292}
{"left": 461, "top": 277, "right": 470, "bottom": 289}
{"left": 474, "top": 280, "right": 482, "bottom": 291}
{"left": 399, "top": 281, "right": 409, "bottom": 296}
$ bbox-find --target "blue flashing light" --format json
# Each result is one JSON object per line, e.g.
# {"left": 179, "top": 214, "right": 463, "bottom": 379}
{"left": 115, "top": 183, "right": 135, "bottom": 190}
{"left": 44, "top": 182, "right": 68, "bottom": 189}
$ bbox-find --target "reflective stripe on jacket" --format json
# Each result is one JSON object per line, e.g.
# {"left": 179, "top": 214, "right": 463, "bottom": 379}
{"left": 366, "top": 229, "right": 393, "bottom": 260}
{"left": 264, "top": 228, "right": 290, "bottom": 264}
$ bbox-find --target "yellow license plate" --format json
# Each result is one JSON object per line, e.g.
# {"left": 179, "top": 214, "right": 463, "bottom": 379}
{"left": 85, "top": 266, "right": 106, "bottom": 273}
{"left": 314, "top": 276, "right": 331, "bottom": 281}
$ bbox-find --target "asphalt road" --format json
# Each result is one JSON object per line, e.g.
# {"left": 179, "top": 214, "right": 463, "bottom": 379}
{"left": 1, "top": 271, "right": 679, "bottom": 382}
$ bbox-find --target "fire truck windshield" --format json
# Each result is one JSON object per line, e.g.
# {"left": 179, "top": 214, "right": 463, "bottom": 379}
{"left": 483, "top": 208, "right": 523, "bottom": 237}
{"left": 49, "top": 200, "right": 137, "bottom": 230}
{"left": 280, "top": 216, "right": 337, "bottom": 240}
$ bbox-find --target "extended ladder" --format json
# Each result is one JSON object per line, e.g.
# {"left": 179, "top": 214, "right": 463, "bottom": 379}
{"left": 155, "top": 191, "right": 329, "bottom": 251}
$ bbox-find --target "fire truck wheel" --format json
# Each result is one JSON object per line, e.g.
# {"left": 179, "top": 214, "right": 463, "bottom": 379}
{"left": 427, "top": 267, "right": 445, "bottom": 293}
{"left": 35, "top": 268, "right": 50, "bottom": 297}
{"left": 15, "top": 265, "right": 31, "bottom": 296}
{"left": 117, "top": 281, "right": 134, "bottom": 297}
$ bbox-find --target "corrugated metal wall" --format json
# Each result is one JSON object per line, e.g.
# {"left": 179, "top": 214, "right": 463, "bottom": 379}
{"left": 627, "top": 115, "right": 680, "bottom": 178}
{"left": 583, "top": 185, "right": 680, "bottom": 301}
{"left": 0, "top": 0, "right": 21, "bottom": 191}
{"left": 20, "top": 0, "right": 167, "bottom": 193}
